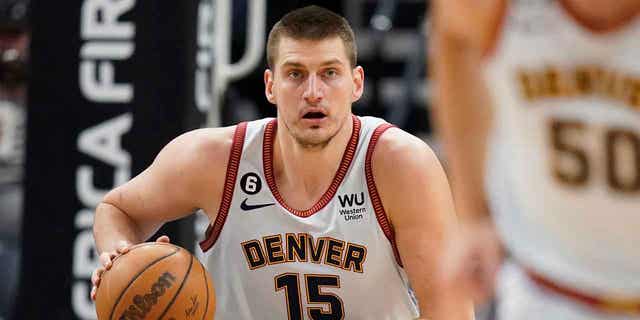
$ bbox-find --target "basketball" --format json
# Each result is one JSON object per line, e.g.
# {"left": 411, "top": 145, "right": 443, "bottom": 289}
{"left": 95, "top": 242, "right": 215, "bottom": 320}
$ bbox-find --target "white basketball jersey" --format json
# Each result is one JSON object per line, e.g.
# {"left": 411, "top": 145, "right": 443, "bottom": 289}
{"left": 484, "top": 0, "right": 640, "bottom": 296}
{"left": 199, "top": 116, "right": 419, "bottom": 319}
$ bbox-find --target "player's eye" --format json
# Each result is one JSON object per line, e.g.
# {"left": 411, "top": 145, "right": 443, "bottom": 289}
{"left": 324, "top": 69, "right": 338, "bottom": 78}
{"left": 288, "top": 70, "right": 302, "bottom": 79}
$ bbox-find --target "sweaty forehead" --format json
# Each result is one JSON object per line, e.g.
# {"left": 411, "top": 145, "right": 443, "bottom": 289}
{"left": 275, "top": 37, "right": 349, "bottom": 69}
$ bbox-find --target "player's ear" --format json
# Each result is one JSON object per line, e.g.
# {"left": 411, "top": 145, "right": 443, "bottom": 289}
{"left": 264, "top": 69, "right": 276, "bottom": 104}
{"left": 351, "top": 66, "right": 364, "bottom": 102}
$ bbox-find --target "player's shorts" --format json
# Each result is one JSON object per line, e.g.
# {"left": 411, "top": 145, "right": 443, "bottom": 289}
{"left": 496, "top": 262, "right": 640, "bottom": 320}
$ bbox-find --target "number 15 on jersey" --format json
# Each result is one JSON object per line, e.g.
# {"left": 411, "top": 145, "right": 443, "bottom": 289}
{"left": 275, "top": 273, "right": 345, "bottom": 320}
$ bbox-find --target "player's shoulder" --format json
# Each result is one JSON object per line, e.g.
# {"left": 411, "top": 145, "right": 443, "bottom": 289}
{"left": 157, "top": 124, "right": 238, "bottom": 171}
{"left": 432, "top": 0, "right": 507, "bottom": 54}
{"left": 371, "top": 127, "right": 448, "bottom": 217}
{"left": 433, "top": 0, "right": 506, "bottom": 25}
{"left": 179, "top": 125, "right": 236, "bottom": 152}
{"left": 372, "top": 127, "right": 441, "bottom": 174}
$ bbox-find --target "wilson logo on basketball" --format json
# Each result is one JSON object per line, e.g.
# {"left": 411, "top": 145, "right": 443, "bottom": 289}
{"left": 185, "top": 295, "right": 199, "bottom": 317}
{"left": 119, "top": 272, "right": 177, "bottom": 320}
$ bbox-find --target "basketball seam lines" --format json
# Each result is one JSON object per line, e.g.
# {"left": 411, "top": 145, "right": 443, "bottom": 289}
{"left": 158, "top": 254, "right": 194, "bottom": 320}
{"left": 109, "top": 242, "right": 161, "bottom": 265}
{"left": 200, "top": 262, "right": 210, "bottom": 320}
{"left": 108, "top": 246, "right": 180, "bottom": 320}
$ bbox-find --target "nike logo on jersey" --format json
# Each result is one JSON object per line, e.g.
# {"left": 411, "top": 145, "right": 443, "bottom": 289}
{"left": 240, "top": 198, "right": 275, "bottom": 211}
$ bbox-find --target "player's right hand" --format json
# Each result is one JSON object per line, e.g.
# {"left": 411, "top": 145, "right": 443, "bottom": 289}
{"left": 442, "top": 218, "right": 503, "bottom": 305}
{"left": 90, "top": 235, "right": 170, "bottom": 300}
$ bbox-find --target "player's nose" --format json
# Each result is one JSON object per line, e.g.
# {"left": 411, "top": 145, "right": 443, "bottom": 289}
{"left": 302, "top": 73, "right": 323, "bottom": 104}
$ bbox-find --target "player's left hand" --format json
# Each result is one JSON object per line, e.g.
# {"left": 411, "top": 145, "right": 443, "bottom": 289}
{"left": 90, "top": 235, "right": 170, "bottom": 300}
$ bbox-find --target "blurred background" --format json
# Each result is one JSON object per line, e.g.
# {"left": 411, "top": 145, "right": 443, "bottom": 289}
{"left": 0, "top": 0, "right": 442, "bottom": 319}
{"left": 0, "top": 0, "right": 28, "bottom": 319}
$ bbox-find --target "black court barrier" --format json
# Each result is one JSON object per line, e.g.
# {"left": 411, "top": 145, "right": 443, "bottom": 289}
{"left": 14, "top": 0, "right": 204, "bottom": 319}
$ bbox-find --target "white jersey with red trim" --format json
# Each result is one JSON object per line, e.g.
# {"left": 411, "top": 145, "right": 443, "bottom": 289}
{"left": 484, "top": 0, "right": 640, "bottom": 297}
{"left": 199, "top": 116, "right": 419, "bottom": 320}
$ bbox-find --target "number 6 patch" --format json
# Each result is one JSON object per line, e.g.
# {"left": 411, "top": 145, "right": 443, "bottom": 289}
{"left": 241, "top": 172, "right": 262, "bottom": 195}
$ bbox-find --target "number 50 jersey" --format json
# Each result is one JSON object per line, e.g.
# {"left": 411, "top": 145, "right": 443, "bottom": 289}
{"left": 199, "top": 116, "right": 420, "bottom": 320}
{"left": 484, "top": 0, "right": 640, "bottom": 297}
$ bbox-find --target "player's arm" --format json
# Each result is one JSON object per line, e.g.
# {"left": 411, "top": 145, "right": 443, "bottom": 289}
{"left": 373, "top": 128, "right": 474, "bottom": 320}
{"left": 429, "top": 0, "right": 503, "bottom": 221}
{"left": 93, "top": 126, "right": 234, "bottom": 255}
{"left": 428, "top": 0, "right": 505, "bottom": 304}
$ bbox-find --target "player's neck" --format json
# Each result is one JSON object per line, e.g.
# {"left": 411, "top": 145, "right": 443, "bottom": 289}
{"left": 562, "top": 0, "right": 640, "bottom": 29}
{"left": 273, "top": 117, "right": 354, "bottom": 203}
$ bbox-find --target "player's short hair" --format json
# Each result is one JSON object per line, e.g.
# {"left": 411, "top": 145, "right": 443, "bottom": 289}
{"left": 266, "top": 5, "right": 357, "bottom": 69}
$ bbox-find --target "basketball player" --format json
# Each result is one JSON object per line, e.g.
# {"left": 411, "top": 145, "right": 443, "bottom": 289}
{"left": 91, "top": 6, "right": 472, "bottom": 320}
{"left": 431, "top": 0, "right": 640, "bottom": 319}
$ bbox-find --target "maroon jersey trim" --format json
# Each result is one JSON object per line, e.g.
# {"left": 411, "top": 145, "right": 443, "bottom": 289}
{"left": 365, "top": 123, "right": 403, "bottom": 266}
{"left": 525, "top": 267, "right": 640, "bottom": 314}
{"left": 199, "top": 122, "right": 248, "bottom": 252}
{"left": 263, "top": 115, "right": 361, "bottom": 218}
